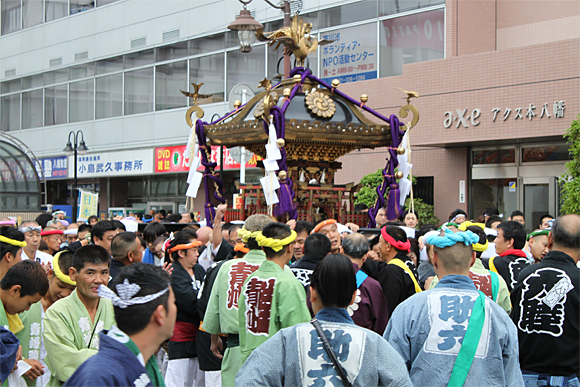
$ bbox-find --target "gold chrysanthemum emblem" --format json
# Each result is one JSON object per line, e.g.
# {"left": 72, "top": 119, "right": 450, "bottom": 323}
{"left": 305, "top": 91, "right": 336, "bottom": 118}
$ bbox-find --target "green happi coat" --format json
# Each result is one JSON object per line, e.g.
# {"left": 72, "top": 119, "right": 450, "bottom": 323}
{"left": 42, "top": 289, "right": 115, "bottom": 387}
{"left": 238, "top": 260, "right": 311, "bottom": 364}
{"left": 16, "top": 302, "right": 45, "bottom": 387}
{"left": 202, "top": 250, "right": 295, "bottom": 387}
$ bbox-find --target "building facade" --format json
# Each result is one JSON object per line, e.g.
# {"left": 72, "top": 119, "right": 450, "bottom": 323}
{"left": 0, "top": 0, "right": 577, "bottom": 227}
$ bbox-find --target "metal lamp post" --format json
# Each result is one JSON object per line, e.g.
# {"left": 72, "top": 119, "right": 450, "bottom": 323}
{"left": 228, "top": 0, "right": 292, "bottom": 78}
{"left": 63, "top": 130, "right": 88, "bottom": 222}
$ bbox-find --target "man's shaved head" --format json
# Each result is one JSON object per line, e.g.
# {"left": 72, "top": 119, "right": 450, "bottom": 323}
{"left": 434, "top": 239, "right": 474, "bottom": 272}
{"left": 551, "top": 214, "right": 580, "bottom": 251}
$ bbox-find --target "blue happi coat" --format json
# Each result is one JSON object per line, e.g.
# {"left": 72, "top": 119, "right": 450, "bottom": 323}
{"left": 236, "top": 307, "right": 413, "bottom": 387}
{"left": 384, "top": 274, "right": 524, "bottom": 387}
{"left": 64, "top": 330, "right": 153, "bottom": 387}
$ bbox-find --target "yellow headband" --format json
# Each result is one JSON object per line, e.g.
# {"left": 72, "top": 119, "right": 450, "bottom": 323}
{"left": 0, "top": 235, "right": 26, "bottom": 248}
{"left": 256, "top": 230, "right": 297, "bottom": 252}
{"left": 52, "top": 251, "right": 76, "bottom": 287}
{"left": 237, "top": 229, "right": 262, "bottom": 243}
{"left": 457, "top": 221, "right": 488, "bottom": 252}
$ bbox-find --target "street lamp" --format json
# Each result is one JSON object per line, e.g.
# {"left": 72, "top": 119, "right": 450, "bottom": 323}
{"left": 228, "top": 0, "right": 292, "bottom": 78}
{"left": 63, "top": 130, "right": 88, "bottom": 222}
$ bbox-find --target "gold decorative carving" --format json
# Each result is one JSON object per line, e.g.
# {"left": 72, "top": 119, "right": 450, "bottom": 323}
{"left": 399, "top": 104, "right": 420, "bottom": 131}
{"left": 253, "top": 91, "right": 279, "bottom": 120}
{"left": 305, "top": 91, "right": 336, "bottom": 118}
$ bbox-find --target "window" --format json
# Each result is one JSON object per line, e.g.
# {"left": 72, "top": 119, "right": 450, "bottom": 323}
{"left": 521, "top": 145, "right": 570, "bottom": 163}
{"left": 21, "top": 89, "right": 43, "bottom": 129}
{"left": 1, "top": 79, "right": 21, "bottom": 94}
{"left": 125, "top": 49, "right": 155, "bottom": 69}
{"left": 472, "top": 179, "right": 518, "bottom": 221}
{"left": 96, "top": 56, "right": 123, "bottom": 75}
{"left": 22, "top": 74, "right": 44, "bottom": 90}
{"left": 472, "top": 148, "right": 516, "bottom": 165}
{"left": 124, "top": 68, "right": 153, "bottom": 115}
{"left": 44, "top": 68, "right": 69, "bottom": 86}
{"left": 44, "top": 85, "right": 67, "bottom": 126}
{"left": 23, "top": 0, "right": 43, "bottom": 29}
{"left": 227, "top": 45, "right": 265, "bottom": 97}
{"left": 1, "top": 0, "right": 21, "bottom": 35}
{"left": 96, "top": 74, "right": 122, "bottom": 119}
{"left": 69, "top": 79, "right": 94, "bottom": 123}
{"left": 379, "top": 0, "right": 445, "bottom": 16}
{"left": 70, "top": 0, "right": 95, "bottom": 15}
{"left": 190, "top": 34, "right": 225, "bottom": 55}
{"left": 1, "top": 94, "right": 21, "bottom": 131}
{"left": 155, "top": 61, "right": 187, "bottom": 111}
{"left": 70, "top": 63, "right": 96, "bottom": 81}
{"left": 379, "top": 9, "right": 444, "bottom": 77}
{"left": 319, "top": 0, "right": 378, "bottom": 29}
{"left": 156, "top": 42, "right": 188, "bottom": 62}
{"left": 45, "top": 0, "right": 68, "bottom": 22}
{"left": 189, "top": 53, "right": 225, "bottom": 104}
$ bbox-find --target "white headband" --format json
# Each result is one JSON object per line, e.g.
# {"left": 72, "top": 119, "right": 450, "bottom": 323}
{"left": 64, "top": 229, "right": 78, "bottom": 235}
{"left": 98, "top": 279, "right": 169, "bottom": 309}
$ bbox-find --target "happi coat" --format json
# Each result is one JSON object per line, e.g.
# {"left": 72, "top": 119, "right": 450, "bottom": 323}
{"left": 64, "top": 327, "right": 165, "bottom": 387}
{"left": 235, "top": 307, "right": 413, "bottom": 387}
{"left": 384, "top": 275, "right": 524, "bottom": 387}
{"left": 510, "top": 250, "right": 580, "bottom": 377}
{"left": 362, "top": 251, "right": 421, "bottom": 316}
{"left": 349, "top": 262, "right": 389, "bottom": 335}
{"left": 42, "top": 289, "right": 115, "bottom": 387}
{"left": 202, "top": 249, "right": 293, "bottom": 386}
{"left": 238, "top": 260, "right": 311, "bottom": 364}
{"left": 483, "top": 249, "right": 531, "bottom": 293}
{"left": 429, "top": 258, "right": 512, "bottom": 314}
{"left": 1, "top": 301, "right": 22, "bottom": 387}
{"left": 16, "top": 301, "right": 50, "bottom": 387}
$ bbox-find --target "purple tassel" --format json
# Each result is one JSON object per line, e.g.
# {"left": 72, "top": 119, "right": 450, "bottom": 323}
{"left": 385, "top": 183, "right": 403, "bottom": 221}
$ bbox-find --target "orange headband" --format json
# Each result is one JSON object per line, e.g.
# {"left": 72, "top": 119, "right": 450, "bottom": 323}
{"left": 312, "top": 219, "right": 337, "bottom": 234}
{"left": 234, "top": 243, "right": 249, "bottom": 254}
{"left": 168, "top": 240, "right": 202, "bottom": 254}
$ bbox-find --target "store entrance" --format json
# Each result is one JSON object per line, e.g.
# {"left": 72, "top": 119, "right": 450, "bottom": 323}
{"left": 147, "top": 202, "right": 175, "bottom": 215}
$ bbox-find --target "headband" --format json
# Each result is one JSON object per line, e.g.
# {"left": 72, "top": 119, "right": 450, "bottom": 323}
{"left": 19, "top": 226, "right": 42, "bottom": 234}
{"left": 52, "top": 211, "right": 65, "bottom": 216}
{"left": 527, "top": 229, "right": 550, "bottom": 241}
{"left": 256, "top": 230, "right": 297, "bottom": 252}
{"left": 0, "top": 235, "right": 27, "bottom": 248}
{"left": 457, "top": 221, "right": 485, "bottom": 232}
{"left": 64, "top": 229, "right": 78, "bottom": 236}
{"left": 425, "top": 228, "right": 479, "bottom": 249}
{"left": 98, "top": 279, "right": 169, "bottom": 309}
{"left": 143, "top": 217, "right": 153, "bottom": 223}
{"left": 450, "top": 214, "right": 467, "bottom": 223}
{"left": 380, "top": 227, "right": 411, "bottom": 252}
{"left": 0, "top": 220, "right": 16, "bottom": 226}
{"left": 312, "top": 219, "right": 337, "bottom": 234}
{"left": 438, "top": 222, "right": 459, "bottom": 231}
{"left": 237, "top": 229, "right": 262, "bottom": 242}
{"left": 41, "top": 230, "right": 64, "bottom": 236}
{"left": 168, "top": 240, "right": 202, "bottom": 254}
{"left": 52, "top": 251, "right": 76, "bottom": 286}
{"left": 234, "top": 243, "right": 249, "bottom": 254}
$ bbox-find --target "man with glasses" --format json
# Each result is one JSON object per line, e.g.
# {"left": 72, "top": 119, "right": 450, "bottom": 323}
{"left": 19, "top": 221, "right": 53, "bottom": 265}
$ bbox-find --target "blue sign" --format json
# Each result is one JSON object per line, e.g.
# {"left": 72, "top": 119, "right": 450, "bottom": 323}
{"left": 39, "top": 156, "right": 68, "bottom": 180}
{"left": 509, "top": 181, "right": 516, "bottom": 192}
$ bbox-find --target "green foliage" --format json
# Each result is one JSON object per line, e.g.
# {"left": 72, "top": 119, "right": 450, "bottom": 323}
{"left": 354, "top": 169, "right": 438, "bottom": 226}
{"left": 354, "top": 169, "right": 383, "bottom": 208}
{"left": 405, "top": 197, "right": 440, "bottom": 227}
{"left": 560, "top": 114, "right": 580, "bottom": 214}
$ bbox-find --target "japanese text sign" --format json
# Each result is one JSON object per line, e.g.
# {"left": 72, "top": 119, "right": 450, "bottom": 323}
{"left": 154, "top": 145, "right": 261, "bottom": 173}
{"left": 68, "top": 149, "right": 153, "bottom": 178}
{"left": 38, "top": 156, "right": 68, "bottom": 179}
{"left": 77, "top": 190, "right": 99, "bottom": 221}
{"left": 321, "top": 24, "right": 377, "bottom": 84}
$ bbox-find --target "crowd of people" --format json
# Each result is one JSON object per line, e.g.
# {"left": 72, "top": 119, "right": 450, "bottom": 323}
{"left": 0, "top": 204, "right": 578, "bottom": 387}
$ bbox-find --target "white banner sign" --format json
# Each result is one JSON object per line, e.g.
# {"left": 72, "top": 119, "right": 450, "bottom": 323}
{"left": 68, "top": 149, "right": 153, "bottom": 178}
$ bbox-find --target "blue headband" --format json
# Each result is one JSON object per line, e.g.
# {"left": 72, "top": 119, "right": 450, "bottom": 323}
{"left": 426, "top": 228, "right": 479, "bottom": 249}
{"left": 143, "top": 217, "right": 153, "bottom": 223}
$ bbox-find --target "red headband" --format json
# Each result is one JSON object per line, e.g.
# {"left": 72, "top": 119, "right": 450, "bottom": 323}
{"left": 381, "top": 227, "right": 410, "bottom": 252}
{"left": 312, "top": 219, "right": 337, "bottom": 234}
{"left": 168, "top": 240, "right": 202, "bottom": 254}
{"left": 41, "top": 230, "right": 64, "bottom": 236}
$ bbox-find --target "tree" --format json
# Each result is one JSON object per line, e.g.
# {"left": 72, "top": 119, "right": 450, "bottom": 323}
{"left": 560, "top": 114, "right": 580, "bottom": 214}
{"left": 354, "top": 168, "right": 439, "bottom": 226}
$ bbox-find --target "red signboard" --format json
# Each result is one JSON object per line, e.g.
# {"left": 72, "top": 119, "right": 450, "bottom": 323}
{"left": 155, "top": 145, "right": 261, "bottom": 173}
